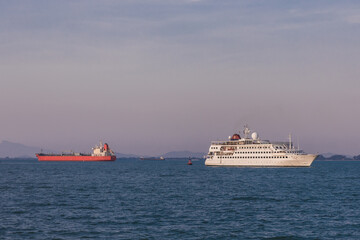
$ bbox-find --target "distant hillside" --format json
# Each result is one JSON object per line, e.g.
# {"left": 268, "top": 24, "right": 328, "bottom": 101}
{"left": 8, "top": 140, "right": 357, "bottom": 161}
{"left": 0, "top": 141, "right": 140, "bottom": 159}
{"left": 0, "top": 140, "right": 52, "bottom": 158}
{"left": 114, "top": 151, "right": 206, "bottom": 159}
{"left": 0, "top": 140, "right": 207, "bottom": 159}
{"left": 316, "top": 154, "right": 355, "bottom": 161}
{"left": 162, "top": 151, "right": 206, "bottom": 158}
{"left": 114, "top": 152, "right": 140, "bottom": 158}
{"left": 320, "top": 152, "right": 354, "bottom": 159}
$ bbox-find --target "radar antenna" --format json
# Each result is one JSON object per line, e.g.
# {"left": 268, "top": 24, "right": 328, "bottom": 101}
{"left": 243, "top": 125, "right": 251, "bottom": 139}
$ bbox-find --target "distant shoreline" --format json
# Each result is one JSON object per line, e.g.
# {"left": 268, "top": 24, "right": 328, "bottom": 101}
{"left": 0, "top": 157, "right": 205, "bottom": 160}
{"left": 315, "top": 159, "right": 360, "bottom": 161}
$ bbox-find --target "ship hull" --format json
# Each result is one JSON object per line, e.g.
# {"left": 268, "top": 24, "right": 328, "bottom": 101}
{"left": 36, "top": 154, "right": 116, "bottom": 162}
{"left": 205, "top": 154, "right": 317, "bottom": 167}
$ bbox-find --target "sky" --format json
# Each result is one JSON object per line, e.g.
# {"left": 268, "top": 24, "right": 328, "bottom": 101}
{"left": 1, "top": 0, "right": 360, "bottom": 156}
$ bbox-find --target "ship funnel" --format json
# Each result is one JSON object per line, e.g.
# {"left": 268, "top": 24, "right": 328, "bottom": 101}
{"left": 230, "top": 134, "right": 241, "bottom": 140}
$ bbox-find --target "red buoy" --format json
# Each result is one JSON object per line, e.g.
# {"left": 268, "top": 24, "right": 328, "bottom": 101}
{"left": 187, "top": 159, "right": 192, "bottom": 165}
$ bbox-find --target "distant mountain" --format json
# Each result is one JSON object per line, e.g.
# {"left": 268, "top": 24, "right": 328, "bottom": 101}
{"left": 114, "top": 152, "right": 140, "bottom": 158}
{"left": 0, "top": 140, "right": 53, "bottom": 158}
{"left": 320, "top": 152, "right": 337, "bottom": 158}
{"left": 162, "top": 151, "right": 206, "bottom": 158}
{"left": 320, "top": 152, "right": 353, "bottom": 159}
{"left": 0, "top": 140, "right": 207, "bottom": 159}
{"left": 114, "top": 151, "right": 206, "bottom": 159}
{"left": 316, "top": 154, "right": 354, "bottom": 161}
{"left": 0, "top": 141, "right": 206, "bottom": 158}
{"left": 0, "top": 141, "right": 140, "bottom": 159}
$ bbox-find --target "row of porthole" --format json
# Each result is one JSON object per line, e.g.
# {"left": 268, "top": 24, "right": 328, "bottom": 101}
{"left": 238, "top": 146, "right": 271, "bottom": 149}
{"left": 235, "top": 151, "right": 272, "bottom": 154}
{"left": 212, "top": 146, "right": 272, "bottom": 150}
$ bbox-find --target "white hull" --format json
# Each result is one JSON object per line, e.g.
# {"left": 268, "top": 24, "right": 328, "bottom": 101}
{"left": 205, "top": 154, "right": 317, "bottom": 167}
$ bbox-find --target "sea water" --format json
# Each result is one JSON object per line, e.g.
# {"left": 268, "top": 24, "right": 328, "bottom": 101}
{"left": 1, "top": 159, "right": 359, "bottom": 240}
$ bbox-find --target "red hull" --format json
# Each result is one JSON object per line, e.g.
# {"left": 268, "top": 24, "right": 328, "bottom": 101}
{"left": 36, "top": 154, "right": 116, "bottom": 162}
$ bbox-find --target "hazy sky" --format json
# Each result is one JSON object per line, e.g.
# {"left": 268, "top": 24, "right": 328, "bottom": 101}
{"left": 1, "top": 0, "right": 360, "bottom": 155}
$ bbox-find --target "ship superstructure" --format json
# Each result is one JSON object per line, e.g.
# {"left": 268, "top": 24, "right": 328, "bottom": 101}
{"left": 205, "top": 126, "right": 317, "bottom": 167}
{"left": 36, "top": 142, "right": 116, "bottom": 161}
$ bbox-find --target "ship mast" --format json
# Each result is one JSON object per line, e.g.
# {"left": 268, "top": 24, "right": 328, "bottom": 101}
{"left": 289, "top": 133, "right": 292, "bottom": 149}
{"left": 297, "top": 136, "right": 300, "bottom": 150}
{"left": 243, "top": 125, "right": 250, "bottom": 139}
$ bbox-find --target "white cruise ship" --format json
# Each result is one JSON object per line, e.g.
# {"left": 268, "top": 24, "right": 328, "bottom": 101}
{"left": 205, "top": 126, "right": 317, "bottom": 167}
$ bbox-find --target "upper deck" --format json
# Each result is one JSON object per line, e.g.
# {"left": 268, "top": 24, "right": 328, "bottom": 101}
{"left": 210, "top": 139, "right": 270, "bottom": 146}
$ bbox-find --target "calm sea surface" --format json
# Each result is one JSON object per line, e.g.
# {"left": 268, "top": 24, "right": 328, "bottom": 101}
{"left": 1, "top": 159, "right": 359, "bottom": 240}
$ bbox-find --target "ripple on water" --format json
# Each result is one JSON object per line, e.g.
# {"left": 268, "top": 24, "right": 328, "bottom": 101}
{"left": 1, "top": 160, "right": 360, "bottom": 239}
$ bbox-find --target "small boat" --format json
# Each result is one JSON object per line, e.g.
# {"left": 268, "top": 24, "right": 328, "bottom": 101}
{"left": 140, "top": 156, "right": 165, "bottom": 161}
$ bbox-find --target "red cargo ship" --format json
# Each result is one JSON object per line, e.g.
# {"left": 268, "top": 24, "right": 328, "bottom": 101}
{"left": 36, "top": 142, "right": 116, "bottom": 162}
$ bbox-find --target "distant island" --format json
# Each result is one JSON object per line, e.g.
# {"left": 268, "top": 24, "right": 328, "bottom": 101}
{"left": 316, "top": 154, "right": 360, "bottom": 161}
{"left": 1, "top": 140, "right": 359, "bottom": 160}
{"left": 162, "top": 151, "right": 205, "bottom": 159}
{"left": 0, "top": 140, "right": 206, "bottom": 159}
{"left": 0, "top": 140, "right": 53, "bottom": 158}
